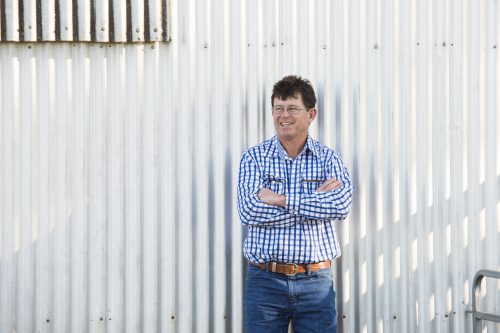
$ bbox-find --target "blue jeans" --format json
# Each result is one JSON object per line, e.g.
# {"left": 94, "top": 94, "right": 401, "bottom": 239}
{"left": 244, "top": 264, "right": 338, "bottom": 333}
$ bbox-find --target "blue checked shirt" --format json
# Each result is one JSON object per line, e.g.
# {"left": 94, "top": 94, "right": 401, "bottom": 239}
{"left": 237, "top": 135, "right": 353, "bottom": 264}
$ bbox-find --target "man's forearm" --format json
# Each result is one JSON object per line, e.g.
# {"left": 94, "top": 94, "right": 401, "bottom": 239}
{"left": 273, "top": 194, "right": 286, "bottom": 207}
{"left": 258, "top": 188, "right": 286, "bottom": 207}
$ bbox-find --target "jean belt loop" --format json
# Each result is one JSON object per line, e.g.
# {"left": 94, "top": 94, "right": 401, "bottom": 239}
{"left": 307, "top": 263, "right": 312, "bottom": 275}
{"left": 265, "top": 263, "right": 270, "bottom": 272}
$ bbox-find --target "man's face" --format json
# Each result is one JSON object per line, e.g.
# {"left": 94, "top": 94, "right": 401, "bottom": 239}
{"left": 272, "top": 96, "right": 316, "bottom": 142}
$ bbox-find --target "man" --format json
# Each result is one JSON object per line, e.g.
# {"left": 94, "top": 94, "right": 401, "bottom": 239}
{"left": 237, "top": 75, "right": 353, "bottom": 332}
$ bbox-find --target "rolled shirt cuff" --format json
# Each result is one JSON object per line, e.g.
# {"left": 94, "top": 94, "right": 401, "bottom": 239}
{"left": 285, "top": 192, "right": 300, "bottom": 215}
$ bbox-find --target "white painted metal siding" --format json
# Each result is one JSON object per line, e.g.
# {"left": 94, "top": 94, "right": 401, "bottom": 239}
{"left": 0, "top": 0, "right": 499, "bottom": 332}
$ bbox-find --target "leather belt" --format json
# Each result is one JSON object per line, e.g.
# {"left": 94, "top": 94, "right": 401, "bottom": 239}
{"left": 250, "top": 260, "right": 331, "bottom": 276}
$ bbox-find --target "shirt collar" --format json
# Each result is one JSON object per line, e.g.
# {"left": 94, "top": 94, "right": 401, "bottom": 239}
{"left": 265, "top": 135, "right": 319, "bottom": 159}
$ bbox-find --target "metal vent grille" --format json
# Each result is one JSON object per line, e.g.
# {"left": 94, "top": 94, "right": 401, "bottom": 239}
{"left": 0, "top": 0, "right": 170, "bottom": 42}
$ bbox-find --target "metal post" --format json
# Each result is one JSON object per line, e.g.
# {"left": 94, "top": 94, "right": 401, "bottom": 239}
{"left": 472, "top": 269, "right": 500, "bottom": 333}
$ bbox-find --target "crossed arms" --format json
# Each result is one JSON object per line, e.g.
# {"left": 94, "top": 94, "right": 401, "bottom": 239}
{"left": 257, "top": 178, "right": 343, "bottom": 207}
{"left": 237, "top": 153, "right": 353, "bottom": 228}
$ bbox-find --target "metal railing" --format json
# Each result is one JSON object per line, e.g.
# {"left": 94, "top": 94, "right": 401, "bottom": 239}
{"left": 472, "top": 269, "right": 500, "bottom": 333}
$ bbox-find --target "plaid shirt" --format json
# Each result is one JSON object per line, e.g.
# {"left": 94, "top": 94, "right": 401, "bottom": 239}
{"left": 237, "top": 135, "right": 353, "bottom": 264}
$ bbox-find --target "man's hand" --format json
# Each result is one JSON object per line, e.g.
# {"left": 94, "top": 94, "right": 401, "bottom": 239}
{"left": 316, "top": 178, "right": 343, "bottom": 192}
{"left": 258, "top": 188, "right": 286, "bottom": 207}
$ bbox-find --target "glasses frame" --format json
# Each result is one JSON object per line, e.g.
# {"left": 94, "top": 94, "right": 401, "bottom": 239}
{"left": 272, "top": 105, "right": 311, "bottom": 115}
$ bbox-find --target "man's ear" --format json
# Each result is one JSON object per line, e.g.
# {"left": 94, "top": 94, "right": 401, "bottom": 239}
{"left": 309, "top": 108, "right": 317, "bottom": 123}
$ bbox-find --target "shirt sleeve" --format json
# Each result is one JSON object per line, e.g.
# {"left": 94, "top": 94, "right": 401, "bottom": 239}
{"left": 237, "top": 153, "right": 296, "bottom": 227}
{"left": 296, "top": 153, "right": 353, "bottom": 220}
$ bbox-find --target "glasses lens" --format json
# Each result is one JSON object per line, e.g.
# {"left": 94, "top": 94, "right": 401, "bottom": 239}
{"left": 273, "top": 106, "right": 307, "bottom": 114}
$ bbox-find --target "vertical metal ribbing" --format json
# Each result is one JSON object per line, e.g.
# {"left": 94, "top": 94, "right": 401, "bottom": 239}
{"left": 108, "top": 0, "right": 114, "bottom": 42}
{"left": 0, "top": 0, "right": 5, "bottom": 40}
{"left": 36, "top": 0, "right": 42, "bottom": 40}
{"left": 71, "top": 0, "right": 78, "bottom": 41}
{"left": 126, "top": 0, "right": 132, "bottom": 42}
{"left": 18, "top": 0, "right": 25, "bottom": 40}
{"left": 143, "top": 0, "right": 150, "bottom": 42}
{"left": 0, "top": 0, "right": 171, "bottom": 42}
{"left": 90, "top": 0, "right": 96, "bottom": 41}
{"left": 53, "top": 0, "right": 60, "bottom": 40}
{"left": 161, "top": 0, "right": 167, "bottom": 41}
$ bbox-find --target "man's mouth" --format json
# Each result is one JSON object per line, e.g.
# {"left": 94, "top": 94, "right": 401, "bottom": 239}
{"left": 280, "top": 122, "right": 293, "bottom": 127}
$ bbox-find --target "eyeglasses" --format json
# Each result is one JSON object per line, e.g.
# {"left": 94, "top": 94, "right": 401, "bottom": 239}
{"left": 272, "top": 106, "right": 309, "bottom": 115}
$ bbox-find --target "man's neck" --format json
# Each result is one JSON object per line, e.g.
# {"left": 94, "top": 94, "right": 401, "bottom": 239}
{"left": 278, "top": 136, "right": 308, "bottom": 159}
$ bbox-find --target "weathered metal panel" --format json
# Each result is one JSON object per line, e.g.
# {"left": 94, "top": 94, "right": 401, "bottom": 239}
{"left": 0, "top": 0, "right": 499, "bottom": 332}
{"left": 0, "top": 0, "right": 170, "bottom": 42}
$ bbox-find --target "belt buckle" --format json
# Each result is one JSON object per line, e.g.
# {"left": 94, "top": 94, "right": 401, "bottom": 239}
{"left": 286, "top": 263, "right": 298, "bottom": 276}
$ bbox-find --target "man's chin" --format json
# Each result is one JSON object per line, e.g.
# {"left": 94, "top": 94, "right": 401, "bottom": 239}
{"left": 277, "top": 134, "right": 293, "bottom": 141}
{"left": 277, "top": 129, "right": 294, "bottom": 138}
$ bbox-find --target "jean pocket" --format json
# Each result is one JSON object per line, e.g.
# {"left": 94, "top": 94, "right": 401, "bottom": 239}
{"left": 246, "top": 264, "right": 264, "bottom": 280}
{"left": 314, "top": 267, "right": 333, "bottom": 280}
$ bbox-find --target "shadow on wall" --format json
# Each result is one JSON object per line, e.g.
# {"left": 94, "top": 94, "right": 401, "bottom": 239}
{"left": 335, "top": 174, "right": 500, "bottom": 332}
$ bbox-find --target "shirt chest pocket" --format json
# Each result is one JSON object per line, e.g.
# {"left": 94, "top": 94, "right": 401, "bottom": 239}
{"left": 301, "top": 164, "right": 326, "bottom": 194}
{"left": 263, "top": 174, "right": 284, "bottom": 194}
{"left": 301, "top": 179, "right": 324, "bottom": 194}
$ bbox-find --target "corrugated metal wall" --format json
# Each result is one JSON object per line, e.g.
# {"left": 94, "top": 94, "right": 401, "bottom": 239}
{"left": 0, "top": 0, "right": 171, "bottom": 42}
{"left": 1, "top": 0, "right": 499, "bottom": 332}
